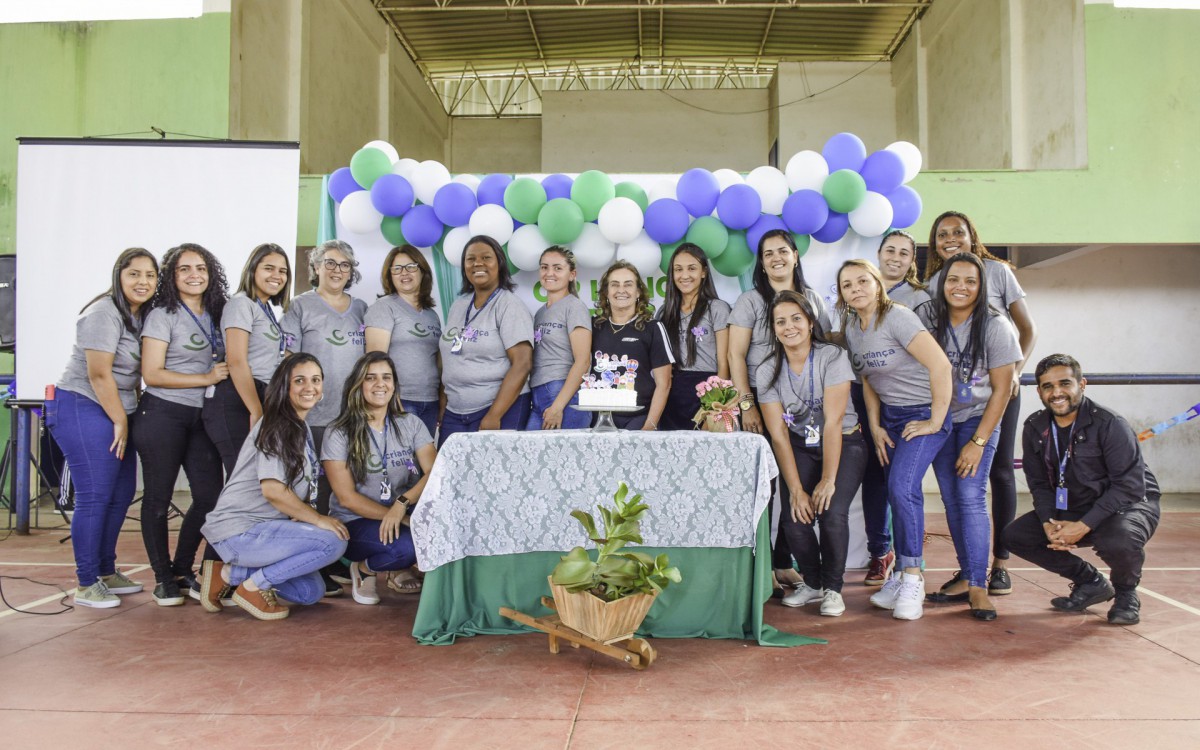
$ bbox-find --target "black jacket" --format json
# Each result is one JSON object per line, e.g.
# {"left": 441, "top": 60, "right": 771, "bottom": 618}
{"left": 1022, "top": 396, "right": 1160, "bottom": 528}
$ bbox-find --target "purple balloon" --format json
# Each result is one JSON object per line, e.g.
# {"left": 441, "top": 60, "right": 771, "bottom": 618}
{"left": 747, "top": 214, "right": 787, "bottom": 254}
{"left": 432, "top": 182, "right": 477, "bottom": 227}
{"left": 643, "top": 199, "right": 690, "bottom": 244}
{"left": 401, "top": 204, "right": 443, "bottom": 247}
{"left": 477, "top": 174, "right": 513, "bottom": 207}
{"left": 782, "top": 190, "right": 830, "bottom": 235}
{"left": 369, "top": 174, "right": 414, "bottom": 217}
{"left": 328, "top": 167, "right": 362, "bottom": 203}
{"left": 860, "top": 150, "right": 906, "bottom": 194}
{"left": 716, "top": 185, "right": 762, "bottom": 231}
{"left": 542, "top": 173, "right": 573, "bottom": 201}
{"left": 822, "top": 132, "right": 867, "bottom": 173}
{"left": 676, "top": 168, "right": 720, "bottom": 218}
{"left": 812, "top": 211, "right": 849, "bottom": 243}
{"left": 886, "top": 185, "right": 923, "bottom": 228}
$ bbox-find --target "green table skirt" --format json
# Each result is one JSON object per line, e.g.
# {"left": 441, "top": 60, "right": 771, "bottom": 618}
{"left": 412, "top": 514, "right": 823, "bottom": 648}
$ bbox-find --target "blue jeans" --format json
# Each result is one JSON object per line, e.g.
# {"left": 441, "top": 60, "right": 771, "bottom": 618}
{"left": 526, "top": 380, "right": 590, "bottom": 430}
{"left": 46, "top": 389, "right": 138, "bottom": 587}
{"left": 344, "top": 518, "right": 416, "bottom": 572}
{"left": 879, "top": 402, "right": 952, "bottom": 571}
{"left": 210, "top": 520, "right": 347, "bottom": 605}
{"left": 401, "top": 399, "right": 439, "bottom": 440}
{"left": 439, "top": 393, "right": 532, "bottom": 448}
{"left": 931, "top": 416, "right": 998, "bottom": 588}
{"left": 852, "top": 383, "right": 891, "bottom": 558}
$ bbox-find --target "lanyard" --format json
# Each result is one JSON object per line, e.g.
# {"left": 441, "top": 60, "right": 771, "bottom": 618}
{"left": 945, "top": 319, "right": 973, "bottom": 383}
{"left": 1050, "top": 421, "right": 1075, "bottom": 488}
{"left": 887, "top": 280, "right": 907, "bottom": 295}
{"left": 303, "top": 428, "right": 321, "bottom": 504}
{"left": 787, "top": 347, "right": 816, "bottom": 424}
{"left": 367, "top": 420, "right": 390, "bottom": 469}
{"left": 182, "top": 305, "right": 223, "bottom": 361}
{"left": 257, "top": 299, "right": 286, "bottom": 358}
{"left": 463, "top": 288, "right": 501, "bottom": 333}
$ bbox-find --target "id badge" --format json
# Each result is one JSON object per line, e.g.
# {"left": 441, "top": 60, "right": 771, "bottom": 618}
{"left": 308, "top": 482, "right": 319, "bottom": 508}
{"left": 380, "top": 481, "right": 392, "bottom": 503}
{"left": 955, "top": 381, "right": 972, "bottom": 404}
{"left": 450, "top": 336, "right": 464, "bottom": 354}
{"left": 1055, "top": 487, "right": 1068, "bottom": 510}
{"left": 205, "top": 385, "right": 216, "bottom": 399}
{"left": 805, "top": 423, "right": 822, "bottom": 448}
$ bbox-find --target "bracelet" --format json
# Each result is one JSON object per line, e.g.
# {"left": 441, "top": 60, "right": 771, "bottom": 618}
{"left": 646, "top": 421, "right": 658, "bottom": 430}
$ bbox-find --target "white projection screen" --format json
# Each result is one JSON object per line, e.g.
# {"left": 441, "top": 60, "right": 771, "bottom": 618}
{"left": 14, "top": 138, "right": 300, "bottom": 402}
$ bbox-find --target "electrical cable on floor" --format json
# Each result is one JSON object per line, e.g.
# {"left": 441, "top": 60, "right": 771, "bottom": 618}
{"left": 0, "top": 576, "right": 74, "bottom": 615}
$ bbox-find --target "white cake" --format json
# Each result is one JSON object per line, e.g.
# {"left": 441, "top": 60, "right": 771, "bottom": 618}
{"left": 578, "top": 387, "right": 638, "bottom": 409}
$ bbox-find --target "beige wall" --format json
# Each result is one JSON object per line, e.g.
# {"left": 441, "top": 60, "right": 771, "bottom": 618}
{"left": 774, "top": 62, "right": 897, "bottom": 161}
{"left": 541, "top": 89, "right": 769, "bottom": 173}
{"left": 450, "top": 117, "right": 542, "bottom": 173}
{"left": 1013, "top": 0, "right": 1087, "bottom": 169}
{"left": 229, "top": 0, "right": 299, "bottom": 142}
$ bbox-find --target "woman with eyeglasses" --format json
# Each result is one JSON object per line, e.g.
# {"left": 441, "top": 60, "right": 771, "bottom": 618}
{"left": 364, "top": 245, "right": 441, "bottom": 437}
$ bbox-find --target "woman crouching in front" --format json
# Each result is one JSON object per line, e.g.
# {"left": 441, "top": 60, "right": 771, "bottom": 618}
{"left": 199, "top": 352, "right": 349, "bottom": 620}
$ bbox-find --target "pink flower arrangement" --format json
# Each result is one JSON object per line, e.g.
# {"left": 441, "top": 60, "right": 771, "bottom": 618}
{"left": 696, "top": 376, "right": 739, "bottom": 410}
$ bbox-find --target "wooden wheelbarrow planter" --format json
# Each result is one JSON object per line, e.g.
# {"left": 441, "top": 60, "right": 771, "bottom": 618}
{"left": 500, "top": 596, "right": 658, "bottom": 670}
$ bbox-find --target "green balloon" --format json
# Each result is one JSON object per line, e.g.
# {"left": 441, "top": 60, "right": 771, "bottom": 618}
{"left": 615, "top": 181, "right": 649, "bottom": 212}
{"left": 822, "top": 169, "right": 867, "bottom": 214}
{"left": 570, "top": 170, "right": 615, "bottom": 222}
{"left": 686, "top": 216, "right": 729, "bottom": 259}
{"left": 506, "top": 251, "right": 520, "bottom": 276}
{"left": 538, "top": 198, "right": 585, "bottom": 245}
{"left": 349, "top": 147, "right": 392, "bottom": 190}
{"left": 380, "top": 215, "right": 406, "bottom": 246}
{"left": 503, "top": 177, "right": 547, "bottom": 225}
{"left": 660, "top": 240, "right": 683, "bottom": 275}
{"left": 793, "top": 233, "right": 811, "bottom": 258}
{"left": 712, "top": 231, "right": 754, "bottom": 277}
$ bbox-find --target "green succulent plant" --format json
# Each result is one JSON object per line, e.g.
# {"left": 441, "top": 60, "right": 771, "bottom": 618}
{"left": 550, "top": 482, "right": 683, "bottom": 602}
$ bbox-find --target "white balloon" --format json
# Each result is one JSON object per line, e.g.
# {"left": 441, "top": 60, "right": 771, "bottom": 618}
{"left": 441, "top": 225, "right": 472, "bottom": 267}
{"left": 647, "top": 177, "right": 677, "bottom": 204}
{"left": 468, "top": 203, "right": 514, "bottom": 246}
{"left": 713, "top": 168, "right": 745, "bottom": 191}
{"left": 785, "top": 150, "right": 829, "bottom": 192}
{"left": 848, "top": 191, "right": 894, "bottom": 238}
{"left": 616, "top": 232, "right": 662, "bottom": 278}
{"left": 392, "top": 157, "right": 418, "bottom": 181}
{"left": 364, "top": 140, "right": 399, "bottom": 164}
{"left": 746, "top": 165, "right": 789, "bottom": 215}
{"left": 507, "top": 223, "right": 552, "bottom": 273}
{"left": 411, "top": 160, "right": 451, "bottom": 206}
{"left": 569, "top": 223, "right": 617, "bottom": 270}
{"left": 338, "top": 191, "right": 383, "bottom": 235}
{"left": 452, "top": 173, "right": 481, "bottom": 193}
{"left": 597, "top": 197, "right": 645, "bottom": 245}
{"left": 885, "top": 141, "right": 923, "bottom": 183}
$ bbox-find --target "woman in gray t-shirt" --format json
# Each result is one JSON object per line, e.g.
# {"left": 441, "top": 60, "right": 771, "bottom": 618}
{"left": 47, "top": 248, "right": 158, "bottom": 609}
{"left": 757, "top": 291, "right": 866, "bottom": 617}
{"left": 364, "top": 245, "right": 442, "bottom": 437}
{"left": 527, "top": 247, "right": 592, "bottom": 431}
{"left": 199, "top": 353, "right": 349, "bottom": 621}
{"left": 322, "top": 352, "right": 437, "bottom": 603}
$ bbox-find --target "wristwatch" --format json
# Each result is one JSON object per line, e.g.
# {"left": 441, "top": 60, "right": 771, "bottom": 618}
{"left": 970, "top": 435, "right": 988, "bottom": 447}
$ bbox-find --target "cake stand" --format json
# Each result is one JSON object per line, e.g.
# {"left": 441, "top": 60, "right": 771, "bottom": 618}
{"left": 574, "top": 404, "right": 643, "bottom": 433}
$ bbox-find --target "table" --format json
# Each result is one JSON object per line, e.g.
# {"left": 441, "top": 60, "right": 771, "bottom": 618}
{"left": 409, "top": 430, "right": 822, "bottom": 648}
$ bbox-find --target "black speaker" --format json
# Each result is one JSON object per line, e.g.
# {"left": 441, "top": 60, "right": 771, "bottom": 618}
{"left": 0, "top": 256, "right": 13, "bottom": 349}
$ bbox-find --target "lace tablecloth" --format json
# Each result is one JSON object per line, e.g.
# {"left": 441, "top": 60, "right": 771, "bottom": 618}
{"left": 410, "top": 430, "right": 779, "bottom": 571}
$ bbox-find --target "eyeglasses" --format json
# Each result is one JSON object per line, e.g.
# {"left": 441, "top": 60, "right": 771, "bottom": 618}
{"left": 391, "top": 263, "right": 420, "bottom": 274}
{"left": 322, "top": 259, "right": 353, "bottom": 272}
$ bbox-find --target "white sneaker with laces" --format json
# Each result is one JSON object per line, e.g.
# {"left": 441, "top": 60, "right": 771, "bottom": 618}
{"left": 870, "top": 573, "right": 904, "bottom": 610}
{"left": 819, "top": 589, "right": 846, "bottom": 617}
{"left": 781, "top": 582, "right": 824, "bottom": 608}
{"left": 350, "top": 562, "right": 380, "bottom": 605}
{"left": 892, "top": 572, "right": 925, "bottom": 621}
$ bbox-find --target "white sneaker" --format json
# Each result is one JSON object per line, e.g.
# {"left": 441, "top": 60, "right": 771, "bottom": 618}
{"left": 782, "top": 582, "right": 824, "bottom": 608}
{"left": 869, "top": 573, "right": 903, "bottom": 610}
{"left": 74, "top": 581, "right": 120, "bottom": 609}
{"left": 350, "top": 562, "right": 380, "bottom": 605}
{"left": 819, "top": 589, "right": 846, "bottom": 617}
{"left": 892, "top": 572, "right": 925, "bottom": 621}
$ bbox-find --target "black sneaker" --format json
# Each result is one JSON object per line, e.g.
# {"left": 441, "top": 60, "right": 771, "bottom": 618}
{"left": 1051, "top": 574, "right": 1115, "bottom": 612}
{"left": 1107, "top": 589, "right": 1141, "bottom": 625}
{"left": 988, "top": 567, "right": 1013, "bottom": 596}
{"left": 321, "top": 569, "right": 343, "bottom": 597}
{"left": 153, "top": 580, "right": 186, "bottom": 607}
{"left": 326, "top": 560, "right": 352, "bottom": 585}
{"left": 175, "top": 571, "right": 199, "bottom": 593}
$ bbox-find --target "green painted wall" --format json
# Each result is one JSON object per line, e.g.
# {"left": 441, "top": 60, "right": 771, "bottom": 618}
{"left": 911, "top": 4, "right": 1200, "bottom": 245}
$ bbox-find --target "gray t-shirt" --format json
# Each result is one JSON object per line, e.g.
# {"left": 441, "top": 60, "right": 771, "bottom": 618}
{"left": 141, "top": 306, "right": 219, "bottom": 408}
{"left": 321, "top": 413, "right": 434, "bottom": 523}
{"left": 929, "top": 259, "right": 1025, "bottom": 321}
{"left": 364, "top": 295, "right": 442, "bottom": 402}
{"left": 730, "top": 288, "right": 832, "bottom": 389}
{"left": 222, "top": 293, "right": 284, "bottom": 383}
{"left": 843, "top": 305, "right": 931, "bottom": 407}
{"left": 655, "top": 299, "right": 732, "bottom": 373}
{"left": 887, "top": 281, "right": 932, "bottom": 314}
{"left": 756, "top": 343, "right": 859, "bottom": 434}
{"left": 439, "top": 290, "right": 534, "bottom": 414}
{"left": 57, "top": 297, "right": 143, "bottom": 413}
{"left": 201, "top": 421, "right": 318, "bottom": 544}
{"left": 531, "top": 294, "right": 593, "bottom": 387}
{"left": 281, "top": 291, "right": 369, "bottom": 427}
{"left": 930, "top": 313, "right": 1022, "bottom": 423}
